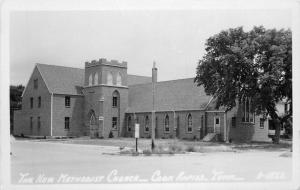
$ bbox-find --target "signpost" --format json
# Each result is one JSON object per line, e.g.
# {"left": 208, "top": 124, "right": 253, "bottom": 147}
{"left": 135, "top": 124, "right": 140, "bottom": 152}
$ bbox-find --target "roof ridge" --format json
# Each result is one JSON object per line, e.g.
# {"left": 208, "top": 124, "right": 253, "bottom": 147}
{"left": 36, "top": 63, "right": 83, "bottom": 70}
{"left": 128, "top": 74, "right": 151, "bottom": 78}
{"left": 128, "top": 77, "right": 196, "bottom": 87}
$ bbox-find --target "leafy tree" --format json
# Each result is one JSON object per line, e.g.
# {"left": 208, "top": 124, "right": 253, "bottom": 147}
{"left": 195, "top": 26, "right": 292, "bottom": 144}
{"left": 10, "top": 85, "right": 25, "bottom": 134}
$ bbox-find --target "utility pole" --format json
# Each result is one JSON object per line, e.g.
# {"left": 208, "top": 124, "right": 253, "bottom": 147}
{"left": 151, "top": 61, "right": 157, "bottom": 151}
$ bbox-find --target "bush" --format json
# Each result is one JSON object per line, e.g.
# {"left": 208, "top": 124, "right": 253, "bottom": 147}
{"left": 143, "top": 149, "right": 152, "bottom": 156}
{"left": 186, "top": 145, "right": 196, "bottom": 152}
{"left": 169, "top": 143, "right": 184, "bottom": 153}
{"left": 109, "top": 131, "right": 114, "bottom": 138}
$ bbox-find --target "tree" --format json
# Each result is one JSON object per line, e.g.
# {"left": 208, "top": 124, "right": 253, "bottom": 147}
{"left": 195, "top": 26, "right": 292, "bottom": 144}
{"left": 10, "top": 85, "right": 25, "bottom": 134}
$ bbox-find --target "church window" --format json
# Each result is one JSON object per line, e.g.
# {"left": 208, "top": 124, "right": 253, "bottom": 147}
{"left": 187, "top": 114, "right": 192, "bottom": 132}
{"left": 164, "top": 115, "right": 169, "bottom": 132}
{"left": 145, "top": 115, "right": 150, "bottom": 132}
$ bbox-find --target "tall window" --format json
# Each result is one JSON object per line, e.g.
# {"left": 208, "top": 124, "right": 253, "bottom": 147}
{"left": 94, "top": 73, "right": 98, "bottom": 85}
{"left": 34, "top": 79, "right": 38, "bottom": 89}
{"left": 107, "top": 72, "right": 113, "bottom": 85}
{"left": 38, "top": 96, "right": 41, "bottom": 108}
{"left": 187, "top": 114, "right": 193, "bottom": 132}
{"left": 90, "top": 113, "right": 96, "bottom": 125}
{"left": 145, "top": 116, "right": 150, "bottom": 132}
{"left": 127, "top": 116, "right": 132, "bottom": 132}
{"left": 112, "top": 97, "right": 117, "bottom": 107}
{"left": 112, "top": 117, "right": 118, "bottom": 129}
{"left": 37, "top": 116, "right": 41, "bottom": 129}
{"left": 30, "top": 97, "right": 33, "bottom": 109}
{"left": 260, "top": 118, "right": 264, "bottom": 129}
{"left": 30, "top": 117, "right": 33, "bottom": 130}
{"left": 88, "top": 74, "right": 93, "bottom": 86}
{"left": 65, "top": 117, "right": 70, "bottom": 130}
{"left": 112, "top": 91, "right": 119, "bottom": 107}
{"left": 65, "top": 96, "right": 70, "bottom": 107}
{"left": 164, "top": 115, "right": 169, "bottom": 132}
{"left": 242, "top": 98, "right": 254, "bottom": 123}
{"left": 116, "top": 72, "right": 122, "bottom": 86}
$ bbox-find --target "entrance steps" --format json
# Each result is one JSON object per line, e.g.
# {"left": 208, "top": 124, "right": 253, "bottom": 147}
{"left": 202, "top": 133, "right": 217, "bottom": 142}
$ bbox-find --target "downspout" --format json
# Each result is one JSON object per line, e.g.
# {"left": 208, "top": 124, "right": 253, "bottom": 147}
{"left": 50, "top": 93, "right": 53, "bottom": 137}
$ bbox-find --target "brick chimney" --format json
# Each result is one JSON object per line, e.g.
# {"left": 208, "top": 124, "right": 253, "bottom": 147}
{"left": 152, "top": 61, "right": 157, "bottom": 83}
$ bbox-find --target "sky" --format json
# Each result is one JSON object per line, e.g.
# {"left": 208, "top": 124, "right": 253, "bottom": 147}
{"left": 10, "top": 9, "right": 292, "bottom": 85}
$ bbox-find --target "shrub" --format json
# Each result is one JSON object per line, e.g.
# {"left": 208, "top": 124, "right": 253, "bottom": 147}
{"left": 186, "top": 145, "right": 196, "bottom": 152}
{"left": 109, "top": 131, "right": 114, "bottom": 138}
{"left": 143, "top": 149, "right": 152, "bottom": 156}
{"left": 169, "top": 143, "right": 184, "bottom": 153}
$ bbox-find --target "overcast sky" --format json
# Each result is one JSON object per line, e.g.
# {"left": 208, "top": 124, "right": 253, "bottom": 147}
{"left": 10, "top": 9, "right": 291, "bottom": 85}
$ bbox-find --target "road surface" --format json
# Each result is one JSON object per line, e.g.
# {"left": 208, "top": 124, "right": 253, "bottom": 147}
{"left": 11, "top": 140, "right": 292, "bottom": 184}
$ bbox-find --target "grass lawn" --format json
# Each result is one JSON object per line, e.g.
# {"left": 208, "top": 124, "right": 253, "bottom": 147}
{"left": 16, "top": 136, "right": 292, "bottom": 153}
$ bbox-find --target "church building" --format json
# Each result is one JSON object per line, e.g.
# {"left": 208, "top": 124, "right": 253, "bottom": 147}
{"left": 13, "top": 58, "right": 271, "bottom": 142}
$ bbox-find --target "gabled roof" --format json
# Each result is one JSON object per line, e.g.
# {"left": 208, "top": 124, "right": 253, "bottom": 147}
{"left": 127, "top": 74, "right": 152, "bottom": 85}
{"left": 37, "top": 64, "right": 84, "bottom": 95}
{"left": 127, "top": 78, "right": 212, "bottom": 113}
{"left": 36, "top": 63, "right": 153, "bottom": 95}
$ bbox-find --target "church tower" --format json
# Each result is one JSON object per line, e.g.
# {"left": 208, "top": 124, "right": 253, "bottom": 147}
{"left": 83, "top": 58, "right": 128, "bottom": 138}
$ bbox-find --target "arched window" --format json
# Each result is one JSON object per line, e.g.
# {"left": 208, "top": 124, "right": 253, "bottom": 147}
{"left": 90, "top": 113, "right": 96, "bottom": 125}
{"left": 187, "top": 114, "right": 192, "bottom": 132}
{"left": 107, "top": 72, "right": 113, "bottom": 85}
{"left": 127, "top": 116, "right": 132, "bottom": 132}
{"left": 94, "top": 73, "right": 98, "bottom": 85}
{"left": 88, "top": 74, "right": 93, "bottom": 86}
{"left": 112, "top": 90, "right": 119, "bottom": 107}
{"left": 145, "top": 116, "right": 150, "bottom": 132}
{"left": 164, "top": 115, "right": 169, "bottom": 132}
{"left": 116, "top": 72, "right": 122, "bottom": 86}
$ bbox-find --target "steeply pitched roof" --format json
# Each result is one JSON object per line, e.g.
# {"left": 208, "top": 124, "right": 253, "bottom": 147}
{"left": 127, "top": 74, "right": 152, "bottom": 85}
{"left": 127, "top": 78, "right": 212, "bottom": 113}
{"left": 37, "top": 64, "right": 84, "bottom": 95}
{"left": 36, "top": 63, "right": 153, "bottom": 95}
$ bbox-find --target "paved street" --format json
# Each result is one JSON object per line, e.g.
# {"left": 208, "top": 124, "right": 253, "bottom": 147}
{"left": 11, "top": 140, "right": 292, "bottom": 184}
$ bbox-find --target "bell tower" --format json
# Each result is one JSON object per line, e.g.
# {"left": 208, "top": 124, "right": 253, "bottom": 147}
{"left": 83, "top": 58, "right": 128, "bottom": 138}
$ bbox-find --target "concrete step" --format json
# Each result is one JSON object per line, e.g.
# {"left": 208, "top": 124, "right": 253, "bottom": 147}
{"left": 202, "top": 133, "right": 217, "bottom": 142}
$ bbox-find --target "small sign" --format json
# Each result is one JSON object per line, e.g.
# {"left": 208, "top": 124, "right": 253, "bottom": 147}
{"left": 135, "top": 124, "right": 140, "bottom": 138}
{"left": 98, "top": 116, "right": 104, "bottom": 120}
